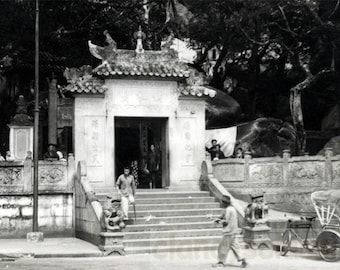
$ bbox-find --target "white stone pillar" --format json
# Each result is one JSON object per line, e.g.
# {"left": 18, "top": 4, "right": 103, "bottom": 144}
{"left": 8, "top": 95, "right": 33, "bottom": 160}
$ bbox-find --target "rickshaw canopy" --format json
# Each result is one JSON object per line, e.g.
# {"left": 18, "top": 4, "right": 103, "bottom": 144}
{"left": 311, "top": 190, "right": 340, "bottom": 205}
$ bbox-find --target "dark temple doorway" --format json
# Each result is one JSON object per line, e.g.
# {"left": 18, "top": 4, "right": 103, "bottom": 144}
{"left": 115, "top": 117, "right": 169, "bottom": 189}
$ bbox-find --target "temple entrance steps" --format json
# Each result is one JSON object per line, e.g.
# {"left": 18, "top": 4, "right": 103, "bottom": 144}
{"left": 97, "top": 189, "right": 245, "bottom": 254}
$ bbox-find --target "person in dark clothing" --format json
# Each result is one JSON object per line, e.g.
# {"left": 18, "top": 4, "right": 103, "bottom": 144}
{"left": 206, "top": 139, "right": 218, "bottom": 160}
{"left": 145, "top": 144, "right": 160, "bottom": 189}
{"left": 212, "top": 144, "right": 226, "bottom": 160}
{"left": 43, "top": 144, "right": 59, "bottom": 160}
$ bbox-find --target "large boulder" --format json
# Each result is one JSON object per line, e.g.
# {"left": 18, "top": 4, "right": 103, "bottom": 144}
{"left": 236, "top": 118, "right": 297, "bottom": 157}
{"left": 318, "top": 136, "right": 340, "bottom": 156}
{"left": 322, "top": 105, "right": 340, "bottom": 131}
{"left": 205, "top": 88, "right": 241, "bottom": 128}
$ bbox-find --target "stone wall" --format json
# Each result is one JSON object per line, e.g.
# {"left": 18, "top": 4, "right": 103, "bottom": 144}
{"left": 211, "top": 148, "right": 340, "bottom": 213}
{"left": 0, "top": 155, "right": 75, "bottom": 237}
{"left": 74, "top": 161, "right": 103, "bottom": 246}
{"left": 0, "top": 194, "right": 73, "bottom": 238}
{"left": 73, "top": 79, "right": 206, "bottom": 191}
{"left": 0, "top": 155, "right": 74, "bottom": 194}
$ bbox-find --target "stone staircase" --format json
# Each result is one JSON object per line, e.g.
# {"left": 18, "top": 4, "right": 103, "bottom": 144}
{"left": 98, "top": 189, "right": 225, "bottom": 254}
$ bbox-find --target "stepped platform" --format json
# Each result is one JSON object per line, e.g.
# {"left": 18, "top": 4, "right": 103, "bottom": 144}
{"left": 98, "top": 189, "right": 227, "bottom": 254}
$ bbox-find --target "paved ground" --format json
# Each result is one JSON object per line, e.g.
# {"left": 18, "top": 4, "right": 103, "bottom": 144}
{"left": 0, "top": 238, "right": 102, "bottom": 258}
{"left": 1, "top": 249, "right": 339, "bottom": 270}
{"left": 1, "top": 238, "right": 339, "bottom": 269}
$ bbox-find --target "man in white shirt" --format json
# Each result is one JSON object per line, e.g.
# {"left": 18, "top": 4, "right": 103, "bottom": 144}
{"left": 116, "top": 166, "right": 136, "bottom": 221}
{"left": 212, "top": 195, "right": 248, "bottom": 268}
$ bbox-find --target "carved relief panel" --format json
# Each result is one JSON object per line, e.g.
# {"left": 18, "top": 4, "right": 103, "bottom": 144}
{"left": 214, "top": 164, "right": 244, "bottom": 182}
{"left": 109, "top": 80, "right": 179, "bottom": 116}
{"left": 332, "top": 161, "right": 340, "bottom": 187}
{"left": 40, "top": 167, "right": 65, "bottom": 184}
{"left": 0, "top": 167, "right": 23, "bottom": 193}
{"left": 249, "top": 163, "right": 282, "bottom": 187}
{"left": 289, "top": 162, "right": 325, "bottom": 187}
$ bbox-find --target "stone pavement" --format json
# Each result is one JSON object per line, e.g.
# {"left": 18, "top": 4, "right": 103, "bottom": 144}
{"left": 0, "top": 238, "right": 102, "bottom": 258}
{"left": 0, "top": 238, "right": 339, "bottom": 270}
{"left": 0, "top": 248, "right": 339, "bottom": 270}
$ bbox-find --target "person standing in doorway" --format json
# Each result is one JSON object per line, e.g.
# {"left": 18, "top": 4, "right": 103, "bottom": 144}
{"left": 116, "top": 166, "right": 136, "bottom": 221}
{"left": 212, "top": 195, "right": 248, "bottom": 268}
{"left": 145, "top": 144, "right": 160, "bottom": 189}
{"left": 130, "top": 160, "right": 139, "bottom": 187}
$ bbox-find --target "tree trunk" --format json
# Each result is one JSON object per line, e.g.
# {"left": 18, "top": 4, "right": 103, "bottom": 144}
{"left": 289, "top": 67, "right": 333, "bottom": 154}
{"left": 290, "top": 81, "right": 306, "bottom": 154}
{"left": 247, "top": 45, "right": 260, "bottom": 120}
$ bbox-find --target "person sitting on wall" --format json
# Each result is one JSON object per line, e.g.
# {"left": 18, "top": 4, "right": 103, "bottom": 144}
{"left": 212, "top": 144, "right": 226, "bottom": 161}
{"left": 43, "top": 144, "right": 59, "bottom": 160}
{"left": 102, "top": 193, "right": 126, "bottom": 231}
{"left": 5, "top": 151, "right": 14, "bottom": 161}
{"left": 206, "top": 139, "right": 218, "bottom": 160}
{"left": 235, "top": 148, "right": 244, "bottom": 159}
{"left": 56, "top": 150, "right": 67, "bottom": 161}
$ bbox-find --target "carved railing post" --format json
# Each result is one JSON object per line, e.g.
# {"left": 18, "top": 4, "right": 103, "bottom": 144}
{"left": 67, "top": 153, "right": 75, "bottom": 190}
{"left": 23, "top": 151, "right": 33, "bottom": 193}
{"left": 244, "top": 151, "right": 252, "bottom": 187}
{"left": 325, "top": 147, "right": 333, "bottom": 188}
{"left": 282, "top": 149, "right": 291, "bottom": 187}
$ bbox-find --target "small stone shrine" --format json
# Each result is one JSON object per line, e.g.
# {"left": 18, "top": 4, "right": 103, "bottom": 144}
{"left": 63, "top": 28, "right": 216, "bottom": 191}
{"left": 243, "top": 191, "right": 272, "bottom": 249}
{"left": 7, "top": 95, "right": 33, "bottom": 160}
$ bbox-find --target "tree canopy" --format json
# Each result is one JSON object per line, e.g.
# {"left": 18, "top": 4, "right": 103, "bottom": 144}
{"left": 1, "top": 0, "right": 340, "bottom": 153}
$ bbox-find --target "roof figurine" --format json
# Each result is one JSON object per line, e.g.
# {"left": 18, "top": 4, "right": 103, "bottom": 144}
{"left": 134, "top": 26, "right": 146, "bottom": 54}
{"left": 89, "top": 28, "right": 190, "bottom": 78}
{"left": 61, "top": 66, "right": 107, "bottom": 94}
{"left": 62, "top": 28, "right": 217, "bottom": 98}
{"left": 88, "top": 30, "right": 117, "bottom": 73}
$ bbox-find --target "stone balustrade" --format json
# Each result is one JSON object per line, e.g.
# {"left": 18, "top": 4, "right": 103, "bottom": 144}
{"left": 0, "top": 155, "right": 75, "bottom": 238}
{"left": 0, "top": 154, "right": 75, "bottom": 195}
{"left": 74, "top": 161, "right": 103, "bottom": 246}
{"left": 208, "top": 148, "right": 340, "bottom": 213}
{"left": 212, "top": 148, "right": 340, "bottom": 189}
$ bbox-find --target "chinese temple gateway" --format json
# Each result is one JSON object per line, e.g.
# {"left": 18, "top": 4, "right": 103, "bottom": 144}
{"left": 64, "top": 29, "right": 216, "bottom": 191}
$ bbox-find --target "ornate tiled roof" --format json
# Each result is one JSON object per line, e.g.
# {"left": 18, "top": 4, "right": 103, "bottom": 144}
{"left": 62, "top": 29, "right": 216, "bottom": 97}
{"left": 89, "top": 28, "right": 190, "bottom": 79}
{"left": 180, "top": 85, "right": 216, "bottom": 97}
{"left": 61, "top": 66, "right": 107, "bottom": 94}
{"left": 94, "top": 59, "right": 190, "bottom": 78}
{"left": 62, "top": 77, "right": 107, "bottom": 94}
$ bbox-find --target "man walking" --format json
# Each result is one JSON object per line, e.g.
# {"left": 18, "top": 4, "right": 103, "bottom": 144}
{"left": 116, "top": 166, "right": 136, "bottom": 221}
{"left": 212, "top": 195, "right": 248, "bottom": 268}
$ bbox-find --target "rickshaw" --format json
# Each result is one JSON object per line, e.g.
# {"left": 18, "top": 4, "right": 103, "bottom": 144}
{"left": 311, "top": 190, "right": 340, "bottom": 262}
{"left": 280, "top": 190, "right": 340, "bottom": 262}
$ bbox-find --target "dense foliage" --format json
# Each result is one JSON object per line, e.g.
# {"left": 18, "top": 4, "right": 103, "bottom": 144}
{"left": 0, "top": 0, "right": 340, "bottom": 152}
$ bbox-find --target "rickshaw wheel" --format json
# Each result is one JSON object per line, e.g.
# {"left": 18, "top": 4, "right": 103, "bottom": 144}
{"left": 317, "top": 231, "right": 340, "bottom": 262}
{"left": 280, "top": 230, "right": 291, "bottom": 256}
